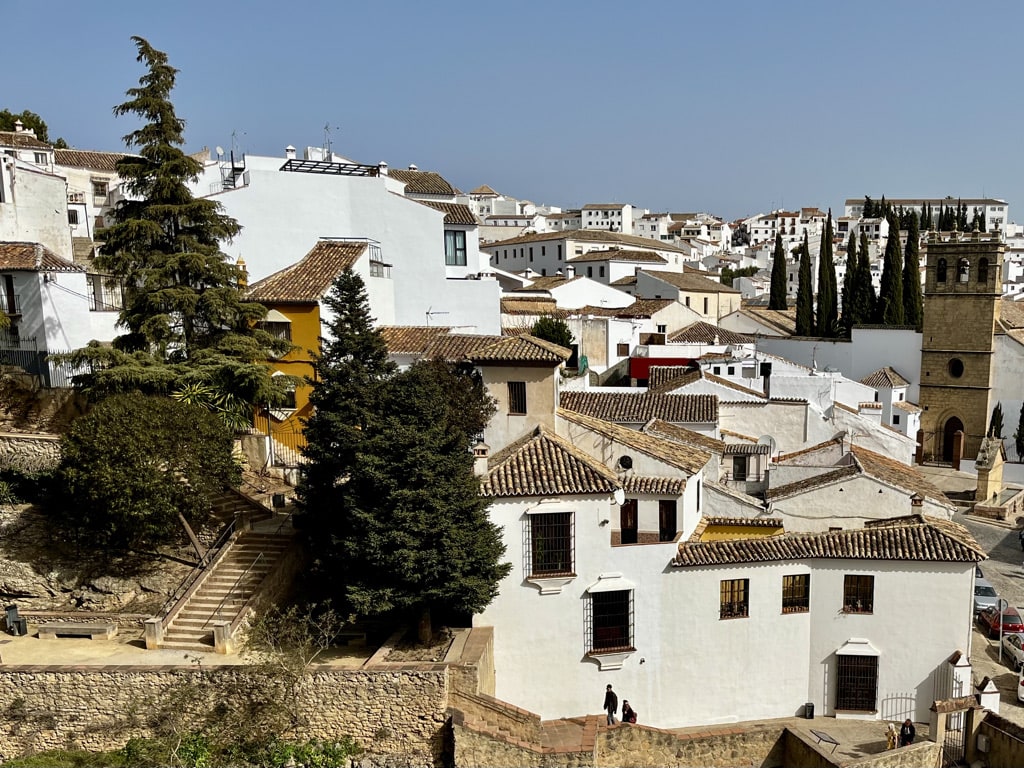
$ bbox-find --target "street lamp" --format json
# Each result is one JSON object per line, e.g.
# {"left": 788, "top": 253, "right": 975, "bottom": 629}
{"left": 999, "top": 598, "right": 1010, "bottom": 664}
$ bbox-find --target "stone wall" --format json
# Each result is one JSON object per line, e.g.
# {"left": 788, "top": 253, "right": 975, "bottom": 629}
{"left": 0, "top": 664, "right": 449, "bottom": 766}
{"left": 979, "top": 712, "right": 1024, "bottom": 768}
{"left": 597, "top": 722, "right": 786, "bottom": 768}
{"left": 453, "top": 721, "right": 592, "bottom": 768}
{"left": 0, "top": 432, "right": 60, "bottom": 473}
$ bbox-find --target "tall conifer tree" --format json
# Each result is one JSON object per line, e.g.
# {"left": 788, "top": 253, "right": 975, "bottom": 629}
{"left": 796, "top": 231, "right": 814, "bottom": 336}
{"left": 815, "top": 210, "right": 838, "bottom": 337}
{"left": 856, "top": 232, "right": 876, "bottom": 324}
{"left": 902, "top": 212, "right": 923, "bottom": 329}
{"left": 877, "top": 215, "right": 905, "bottom": 325}
{"left": 842, "top": 232, "right": 857, "bottom": 335}
{"left": 769, "top": 232, "right": 788, "bottom": 310}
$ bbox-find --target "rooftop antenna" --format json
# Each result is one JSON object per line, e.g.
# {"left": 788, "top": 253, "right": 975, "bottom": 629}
{"left": 425, "top": 307, "right": 450, "bottom": 326}
{"left": 323, "top": 123, "right": 335, "bottom": 158}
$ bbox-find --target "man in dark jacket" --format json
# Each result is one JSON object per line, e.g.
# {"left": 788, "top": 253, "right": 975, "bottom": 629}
{"left": 603, "top": 684, "right": 618, "bottom": 725}
{"left": 899, "top": 719, "right": 915, "bottom": 747}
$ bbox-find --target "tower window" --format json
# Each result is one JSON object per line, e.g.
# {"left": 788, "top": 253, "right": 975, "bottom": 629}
{"left": 936, "top": 258, "right": 947, "bottom": 283}
{"left": 978, "top": 257, "right": 989, "bottom": 283}
{"left": 947, "top": 358, "right": 965, "bottom": 378}
{"left": 957, "top": 259, "right": 970, "bottom": 283}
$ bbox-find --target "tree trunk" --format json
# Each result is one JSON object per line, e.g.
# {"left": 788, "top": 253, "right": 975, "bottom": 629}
{"left": 418, "top": 607, "right": 432, "bottom": 645}
{"left": 178, "top": 511, "right": 207, "bottom": 563}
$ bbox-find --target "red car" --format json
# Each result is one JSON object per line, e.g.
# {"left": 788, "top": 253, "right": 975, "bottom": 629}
{"left": 977, "top": 605, "right": 1024, "bottom": 639}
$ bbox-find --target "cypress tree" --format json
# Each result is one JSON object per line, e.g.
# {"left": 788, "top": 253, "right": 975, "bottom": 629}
{"left": 990, "top": 401, "right": 1005, "bottom": 439}
{"left": 902, "top": 212, "right": 923, "bottom": 329}
{"left": 842, "top": 231, "right": 857, "bottom": 335}
{"left": 863, "top": 196, "right": 875, "bottom": 218}
{"left": 857, "top": 231, "right": 876, "bottom": 323}
{"left": 815, "top": 210, "right": 838, "bottom": 337}
{"left": 877, "top": 215, "right": 905, "bottom": 325}
{"left": 769, "top": 232, "right": 788, "bottom": 310}
{"left": 1014, "top": 403, "right": 1024, "bottom": 461}
{"left": 796, "top": 231, "right": 814, "bottom": 336}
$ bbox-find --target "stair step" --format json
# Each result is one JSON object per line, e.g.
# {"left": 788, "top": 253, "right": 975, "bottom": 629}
{"left": 160, "top": 641, "right": 214, "bottom": 652}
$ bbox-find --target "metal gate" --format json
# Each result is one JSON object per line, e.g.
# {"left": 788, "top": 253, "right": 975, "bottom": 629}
{"left": 941, "top": 675, "right": 967, "bottom": 768}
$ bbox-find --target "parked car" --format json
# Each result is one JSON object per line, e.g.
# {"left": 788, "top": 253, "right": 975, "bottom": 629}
{"left": 1003, "top": 633, "right": 1024, "bottom": 670}
{"left": 1019, "top": 668, "right": 1024, "bottom": 702}
{"left": 974, "top": 578, "right": 1000, "bottom": 614}
{"left": 977, "top": 605, "right": 1024, "bottom": 639}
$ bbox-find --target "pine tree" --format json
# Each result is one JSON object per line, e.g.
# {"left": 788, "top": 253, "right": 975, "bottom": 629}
{"left": 902, "top": 212, "right": 923, "bottom": 329}
{"left": 74, "top": 37, "right": 288, "bottom": 408}
{"left": 856, "top": 231, "right": 876, "bottom": 323}
{"left": 877, "top": 215, "right": 905, "bottom": 325}
{"left": 815, "top": 210, "right": 838, "bottom": 337}
{"left": 990, "top": 402, "right": 1005, "bottom": 439}
{"left": 769, "top": 231, "right": 788, "bottom": 310}
{"left": 796, "top": 231, "right": 814, "bottom": 336}
{"left": 842, "top": 232, "right": 857, "bottom": 335}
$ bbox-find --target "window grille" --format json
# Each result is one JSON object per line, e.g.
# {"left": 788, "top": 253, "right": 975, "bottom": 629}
{"left": 525, "top": 512, "right": 573, "bottom": 577}
{"left": 843, "top": 574, "right": 874, "bottom": 613}
{"left": 508, "top": 381, "right": 527, "bottom": 415}
{"left": 720, "top": 578, "right": 749, "bottom": 619}
{"left": 782, "top": 574, "right": 810, "bottom": 613}
{"left": 585, "top": 590, "right": 633, "bottom": 653}
{"left": 836, "top": 655, "right": 878, "bottom": 711}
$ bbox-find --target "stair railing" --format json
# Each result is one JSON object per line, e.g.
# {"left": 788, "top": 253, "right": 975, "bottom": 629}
{"left": 202, "top": 552, "right": 264, "bottom": 630}
{"left": 155, "top": 519, "right": 236, "bottom": 620}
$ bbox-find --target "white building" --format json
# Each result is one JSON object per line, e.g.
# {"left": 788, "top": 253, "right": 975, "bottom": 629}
{"left": 581, "top": 203, "right": 640, "bottom": 233}
{"left": 189, "top": 147, "right": 499, "bottom": 333}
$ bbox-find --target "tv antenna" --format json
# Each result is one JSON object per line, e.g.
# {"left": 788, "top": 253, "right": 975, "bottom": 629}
{"left": 323, "top": 122, "right": 337, "bottom": 158}
{"left": 425, "top": 307, "right": 450, "bottom": 326}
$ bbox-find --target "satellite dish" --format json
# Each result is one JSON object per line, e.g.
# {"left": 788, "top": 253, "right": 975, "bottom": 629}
{"left": 215, "top": 146, "right": 224, "bottom": 157}
{"left": 613, "top": 488, "right": 626, "bottom": 506}
{"left": 617, "top": 455, "right": 634, "bottom": 470}
{"left": 757, "top": 435, "right": 777, "bottom": 455}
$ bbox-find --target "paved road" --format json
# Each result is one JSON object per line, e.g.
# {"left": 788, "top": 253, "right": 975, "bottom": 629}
{"left": 954, "top": 510, "right": 1024, "bottom": 723}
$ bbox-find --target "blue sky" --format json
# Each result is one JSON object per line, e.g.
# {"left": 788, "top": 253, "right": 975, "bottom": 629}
{"left": 9, "top": 1, "right": 1024, "bottom": 221}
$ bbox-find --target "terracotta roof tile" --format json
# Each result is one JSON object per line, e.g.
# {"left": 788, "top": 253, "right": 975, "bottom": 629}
{"left": 379, "top": 326, "right": 451, "bottom": 354}
{"left": 644, "top": 269, "right": 740, "bottom": 294}
{"left": 480, "top": 426, "right": 619, "bottom": 497}
{"left": 485, "top": 229, "right": 688, "bottom": 254}
{"left": 648, "top": 366, "right": 699, "bottom": 390}
{"left": 999, "top": 298, "right": 1024, "bottom": 330}
{"left": 860, "top": 367, "right": 910, "bottom": 388}
{"left": 387, "top": 169, "right": 457, "bottom": 196}
{"left": 622, "top": 475, "right": 686, "bottom": 495}
{"left": 500, "top": 298, "right": 563, "bottom": 316}
{"left": 247, "top": 240, "right": 367, "bottom": 303}
{"left": 470, "top": 184, "right": 498, "bottom": 196}
{"left": 642, "top": 418, "right": 727, "bottom": 454}
{"left": 774, "top": 437, "right": 845, "bottom": 463}
{"left": 614, "top": 298, "right": 677, "bottom": 318}
{"left": 610, "top": 276, "right": 637, "bottom": 287}
{"left": 560, "top": 391, "right": 717, "bottom": 424}
{"left": 568, "top": 249, "right": 667, "bottom": 264}
{"left": 417, "top": 200, "right": 479, "bottom": 225}
{"left": 468, "top": 335, "right": 571, "bottom": 363}
{"left": 0, "top": 131, "right": 50, "bottom": 150}
{"left": 672, "top": 518, "right": 985, "bottom": 566}
{"left": 558, "top": 408, "right": 711, "bottom": 475}
{"left": 764, "top": 466, "right": 859, "bottom": 501}
{"left": 0, "top": 242, "right": 81, "bottom": 272}
{"left": 893, "top": 401, "right": 922, "bottom": 413}
{"left": 736, "top": 306, "right": 797, "bottom": 335}
{"left": 514, "top": 275, "right": 581, "bottom": 292}
{"left": 849, "top": 445, "right": 948, "bottom": 506}
{"left": 668, "top": 321, "right": 754, "bottom": 345}
{"left": 420, "top": 333, "right": 504, "bottom": 361}
{"left": 54, "top": 149, "right": 130, "bottom": 171}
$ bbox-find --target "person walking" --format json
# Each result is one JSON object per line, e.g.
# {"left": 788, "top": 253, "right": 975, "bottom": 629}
{"left": 621, "top": 699, "right": 637, "bottom": 724}
{"left": 899, "top": 719, "right": 915, "bottom": 747}
{"left": 603, "top": 684, "right": 618, "bottom": 725}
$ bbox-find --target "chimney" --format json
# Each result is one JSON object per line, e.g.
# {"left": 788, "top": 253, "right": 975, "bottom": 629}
{"left": 524, "top": 267, "right": 537, "bottom": 278}
{"left": 408, "top": 163, "right": 418, "bottom": 171}
{"left": 378, "top": 161, "right": 388, "bottom": 176}
{"left": 910, "top": 493, "right": 924, "bottom": 510}
{"left": 565, "top": 265, "right": 576, "bottom": 278}
{"left": 34, "top": 243, "right": 43, "bottom": 270}
{"left": 284, "top": 146, "right": 296, "bottom": 160}
{"left": 473, "top": 442, "right": 490, "bottom": 476}
{"left": 760, "top": 361, "right": 772, "bottom": 398}
{"left": 13, "top": 120, "right": 23, "bottom": 133}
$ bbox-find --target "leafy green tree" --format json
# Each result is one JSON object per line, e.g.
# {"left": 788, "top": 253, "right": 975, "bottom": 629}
{"left": 815, "top": 210, "right": 838, "bottom": 337}
{"left": 990, "top": 401, "right": 1005, "bottom": 439}
{"left": 795, "top": 231, "right": 814, "bottom": 336}
{"left": 52, "top": 394, "right": 239, "bottom": 551}
{"left": 841, "top": 232, "right": 857, "bottom": 334}
{"left": 71, "top": 37, "right": 289, "bottom": 411}
{"left": 531, "top": 316, "right": 574, "bottom": 349}
{"left": 0, "top": 109, "right": 62, "bottom": 145}
{"left": 902, "top": 212, "right": 923, "bottom": 330}
{"left": 1014, "top": 403, "right": 1024, "bottom": 461}
{"left": 876, "top": 215, "right": 904, "bottom": 325}
{"left": 721, "top": 265, "right": 759, "bottom": 287}
{"left": 769, "top": 232, "right": 788, "bottom": 310}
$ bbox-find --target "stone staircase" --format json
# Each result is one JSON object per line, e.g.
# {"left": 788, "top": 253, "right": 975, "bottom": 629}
{"left": 159, "top": 531, "right": 293, "bottom": 651}
{"left": 209, "top": 487, "right": 274, "bottom": 528}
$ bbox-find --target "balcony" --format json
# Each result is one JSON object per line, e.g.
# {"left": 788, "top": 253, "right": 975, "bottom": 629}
{"left": 1, "top": 294, "right": 21, "bottom": 317}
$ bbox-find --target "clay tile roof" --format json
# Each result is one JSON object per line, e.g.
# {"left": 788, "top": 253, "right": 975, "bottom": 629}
{"left": 480, "top": 425, "right": 619, "bottom": 497}
{"left": 614, "top": 298, "right": 676, "bottom": 318}
{"left": 610, "top": 275, "right": 637, "bottom": 286}
{"left": 421, "top": 333, "right": 504, "bottom": 361}
{"left": 247, "top": 240, "right": 367, "bottom": 303}
{"left": 468, "top": 334, "right": 572, "bottom": 363}
{"left": 500, "top": 298, "right": 563, "bottom": 316}
{"left": 643, "top": 418, "right": 726, "bottom": 454}
{"left": 470, "top": 184, "right": 498, "bottom": 196}
{"left": 668, "top": 321, "right": 754, "bottom": 345}
{"left": 0, "top": 242, "right": 81, "bottom": 272}
{"left": 702, "top": 372, "right": 766, "bottom": 400}
{"left": 568, "top": 249, "right": 668, "bottom": 264}
{"left": 558, "top": 408, "right": 711, "bottom": 475}
{"left": 999, "top": 298, "right": 1024, "bottom": 330}
{"left": 560, "top": 391, "right": 718, "bottom": 424}
{"left": 737, "top": 306, "right": 798, "bottom": 335}
{"left": 774, "top": 436, "right": 845, "bottom": 463}
{"left": 485, "top": 229, "right": 688, "bottom": 254}
{"left": 622, "top": 475, "right": 686, "bottom": 495}
{"left": 849, "top": 444, "right": 949, "bottom": 505}
{"left": 724, "top": 443, "right": 770, "bottom": 455}
{"left": 0, "top": 131, "right": 50, "bottom": 150}
{"left": 417, "top": 200, "right": 479, "bottom": 225}
{"left": 860, "top": 366, "right": 910, "bottom": 388}
{"left": 644, "top": 269, "right": 740, "bottom": 294}
{"left": 648, "top": 366, "right": 699, "bottom": 390}
{"left": 379, "top": 326, "right": 452, "bottom": 355}
{"left": 387, "top": 168, "right": 457, "bottom": 196}
{"left": 672, "top": 518, "right": 985, "bottom": 567}
{"left": 764, "top": 466, "right": 859, "bottom": 501}
{"left": 893, "top": 400, "right": 922, "bottom": 413}
{"left": 54, "top": 148, "right": 130, "bottom": 171}
{"left": 515, "top": 275, "right": 581, "bottom": 292}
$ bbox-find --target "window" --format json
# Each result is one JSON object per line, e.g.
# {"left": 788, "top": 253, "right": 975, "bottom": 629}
{"left": 727, "top": 366, "right": 735, "bottom": 375}
{"left": 599, "top": 266, "right": 605, "bottom": 278}
{"left": 91, "top": 180, "right": 107, "bottom": 198}
{"left": 898, "top": 392, "right": 904, "bottom": 401}
{"left": 68, "top": 210, "right": 79, "bottom": 225}
{"left": 444, "top": 230, "right": 467, "bottom": 266}
{"left": 703, "top": 297, "right": 709, "bottom": 314}
{"left": 713, "top": 366, "right": 721, "bottom": 375}
{"left": 616, "top": 343, "right": 629, "bottom": 356}
{"left": 529, "top": 247, "right": 534, "bottom": 261}
{"left": 507, "top": 381, "right": 527, "bottom": 415}
{"left": 893, "top": 414, "right": 900, "bottom": 425}
{"left": 33, "top": 152, "right": 47, "bottom": 165}
{"left": 587, "top": 590, "right": 633, "bottom": 654}
{"left": 836, "top": 655, "right": 878, "bottom": 711}
{"left": 528, "top": 512, "right": 573, "bottom": 576}
{"left": 685, "top": 297, "right": 691, "bottom": 307}
{"left": 937, "top": 258, "right": 947, "bottom": 283}
{"left": 720, "top": 578, "right": 749, "bottom": 619}
{"left": 587, "top": 267, "right": 593, "bottom": 278}
{"left": 732, "top": 455, "right": 748, "bottom": 481}
{"left": 369, "top": 260, "right": 390, "bottom": 278}
{"left": 782, "top": 574, "right": 810, "bottom": 613}
{"left": 979, "top": 257, "right": 989, "bottom": 282}
{"left": 558, "top": 245, "right": 563, "bottom": 260}
{"left": 843, "top": 574, "right": 874, "bottom": 613}
{"left": 619, "top": 499, "right": 638, "bottom": 545}
{"left": 658, "top": 500, "right": 677, "bottom": 542}
{"left": 947, "top": 358, "right": 964, "bottom": 378}
{"left": 657, "top": 324, "right": 667, "bottom": 334}
{"left": 261, "top": 320, "right": 292, "bottom": 342}
{"left": 957, "top": 258, "right": 970, "bottom": 283}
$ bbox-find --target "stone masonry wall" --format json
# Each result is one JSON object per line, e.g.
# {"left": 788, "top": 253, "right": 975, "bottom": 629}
{"left": 453, "top": 722, "right": 592, "bottom": 768}
{"left": 0, "top": 664, "right": 449, "bottom": 766}
{"left": 597, "top": 722, "right": 786, "bottom": 768}
{"left": 0, "top": 432, "right": 60, "bottom": 473}
{"left": 979, "top": 713, "right": 1024, "bottom": 768}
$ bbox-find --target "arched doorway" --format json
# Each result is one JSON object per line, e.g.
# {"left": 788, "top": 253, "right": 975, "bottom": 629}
{"left": 943, "top": 417, "right": 965, "bottom": 462}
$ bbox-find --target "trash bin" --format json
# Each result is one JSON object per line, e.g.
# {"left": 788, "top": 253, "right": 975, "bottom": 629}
{"left": 13, "top": 618, "right": 26, "bottom": 637}
{"left": 272, "top": 493, "right": 286, "bottom": 508}
{"left": 4, "top": 605, "right": 18, "bottom": 634}
{"left": 804, "top": 702, "right": 814, "bottom": 719}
